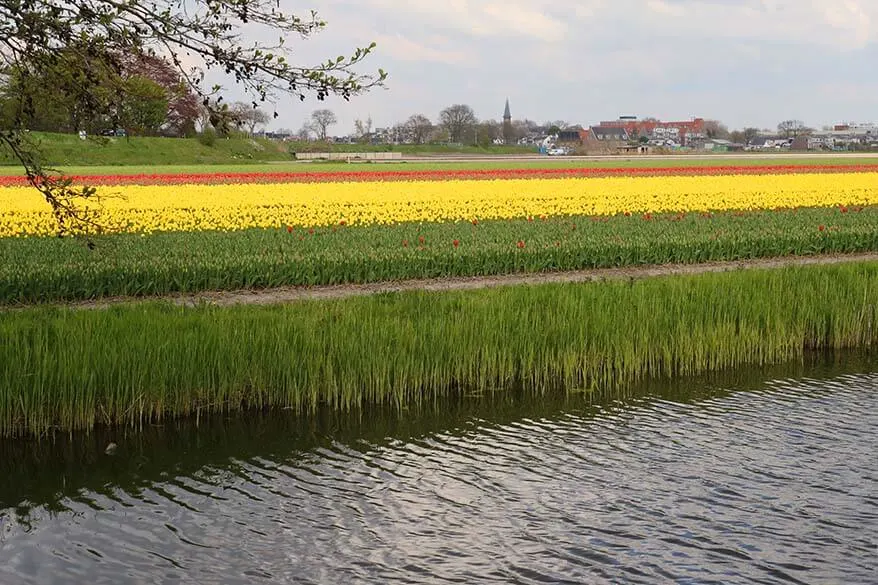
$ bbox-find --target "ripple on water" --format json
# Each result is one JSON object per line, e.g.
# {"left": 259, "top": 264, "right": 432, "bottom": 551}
{"left": 0, "top": 368, "right": 876, "bottom": 584}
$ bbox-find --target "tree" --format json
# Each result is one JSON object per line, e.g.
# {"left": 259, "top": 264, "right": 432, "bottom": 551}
{"left": 310, "top": 109, "right": 337, "bottom": 141}
{"left": 354, "top": 116, "right": 373, "bottom": 143}
{"left": 543, "top": 120, "right": 568, "bottom": 132}
{"left": 743, "top": 127, "right": 761, "bottom": 143}
{"left": 404, "top": 114, "right": 433, "bottom": 145}
{"left": 777, "top": 120, "right": 809, "bottom": 138}
{"left": 119, "top": 53, "right": 202, "bottom": 137}
{"left": 228, "top": 102, "right": 270, "bottom": 135}
{"left": 475, "top": 120, "right": 501, "bottom": 147}
{"left": 294, "top": 123, "right": 312, "bottom": 141}
{"left": 0, "top": 1, "right": 386, "bottom": 235}
{"left": 120, "top": 75, "right": 169, "bottom": 135}
{"left": 704, "top": 120, "right": 730, "bottom": 140}
{"left": 439, "top": 104, "right": 477, "bottom": 144}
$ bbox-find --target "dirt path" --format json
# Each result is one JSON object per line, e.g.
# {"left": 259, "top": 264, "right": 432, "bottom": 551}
{"left": 14, "top": 252, "right": 875, "bottom": 311}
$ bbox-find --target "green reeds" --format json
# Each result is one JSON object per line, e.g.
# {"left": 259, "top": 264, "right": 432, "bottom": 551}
{"left": 1, "top": 262, "right": 876, "bottom": 437}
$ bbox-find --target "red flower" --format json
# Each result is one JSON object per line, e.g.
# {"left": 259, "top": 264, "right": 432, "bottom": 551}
{"left": 403, "top": 239, "right": 409, "bottom": 247}
{"left": 472, "top": 219, "right": 479, "bottom": 225}
{"left": 308, "top": 228, "right": 315, "bottom": 235}
{"left": 286, "top": 225, "right": 294, "bottom": 233}
{"left": 339, "top": 219, "right": 347, "bottom": 225}
{"left": 539, "top": 215, "right": 547, "bottom": 221}
{"left": 418, "top": 235, "right": 426, "bottom": 245}
{"left": 643, "top": 213, "right": 652, "bottom": 220}
{"left": 527, "top": 216, "right": 533, "bottom": 222}
{"left": 818, "top": 225, "right": 826, "bottom": 232}
{"left": 624, "top": 211, "right": 631, "bottom": 217}
{"left": 453, "top": 239, "right": 460, "bottom": 248}
{"left": 516, "top": 240, "right": 525, "bottom": 249}
{"left": 840, "top": 206, "right": 848, "bottom": 213}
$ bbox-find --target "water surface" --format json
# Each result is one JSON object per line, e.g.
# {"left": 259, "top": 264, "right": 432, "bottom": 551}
{"left": 1, "top": 357, "right": 876, "bottom": 584}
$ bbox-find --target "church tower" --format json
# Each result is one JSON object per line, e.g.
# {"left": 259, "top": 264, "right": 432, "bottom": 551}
{"left": 503, "top": 98, "right": 513, "bottom": 144}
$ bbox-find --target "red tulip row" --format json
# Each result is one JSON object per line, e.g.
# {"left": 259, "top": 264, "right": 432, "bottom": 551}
{"left": 2, "top": 163, "right": 878, "bottom": 186}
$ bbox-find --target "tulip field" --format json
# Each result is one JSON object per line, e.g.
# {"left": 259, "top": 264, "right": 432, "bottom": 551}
{"left": 3, "top": 160, "right": 878, "bottom": 436}
{"left": 1, "top": 163, "right": 878, "bottom": 303}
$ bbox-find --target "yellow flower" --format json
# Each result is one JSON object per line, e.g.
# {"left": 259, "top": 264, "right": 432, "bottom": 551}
{"left": 0, "top": 173, "right": 876, "bottom": 237}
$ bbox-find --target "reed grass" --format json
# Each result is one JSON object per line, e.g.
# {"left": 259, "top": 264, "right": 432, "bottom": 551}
{"left": 1, "top": 262, "right": 876, "bottom": 437}
{"left": 2, "top": 206, "right": 877, "bottom": 304}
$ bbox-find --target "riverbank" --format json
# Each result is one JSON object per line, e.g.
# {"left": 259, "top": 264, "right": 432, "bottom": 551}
{"left": 1, "top": 262, "right": 876, "bottom": 437}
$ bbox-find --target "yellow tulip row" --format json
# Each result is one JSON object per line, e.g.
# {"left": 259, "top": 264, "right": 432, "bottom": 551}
{"left": 1, "top": 173, "right": 876, "bottom": 237}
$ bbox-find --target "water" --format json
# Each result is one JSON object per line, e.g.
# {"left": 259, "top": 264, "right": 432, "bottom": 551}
{"left": 1, "top": 357, "right": 876, "bottom": 584}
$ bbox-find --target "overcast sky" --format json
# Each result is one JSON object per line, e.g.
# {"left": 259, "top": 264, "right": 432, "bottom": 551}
{"left": 220, "top": 0, "right": 878, "bottom": 135}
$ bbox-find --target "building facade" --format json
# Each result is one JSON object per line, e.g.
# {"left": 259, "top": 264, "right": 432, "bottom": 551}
{"left": 596, "top": 116, "right": 706, "bottom": 146}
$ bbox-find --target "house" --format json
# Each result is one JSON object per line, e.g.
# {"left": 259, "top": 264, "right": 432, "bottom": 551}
{"left": 701, "top": 139, "right": 744, "bottom": 152}
{"left": 556, "top": 128, "right": 587, "bottom": 143}
{"left": 595, "top": 116, "right": 705, "bottom": 146}
{"left": 587, "top": 126, "right": 629, "bottom": 142}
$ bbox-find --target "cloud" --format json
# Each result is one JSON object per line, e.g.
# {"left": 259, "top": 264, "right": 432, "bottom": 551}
{"left": 361, "top": 0, "right": 568, "bottom": 41}
{"left": 232, "top": 0, "right": 878, "bottom": 133}
{"left": 371, "top": 34, "right": 470, "bottom": 65}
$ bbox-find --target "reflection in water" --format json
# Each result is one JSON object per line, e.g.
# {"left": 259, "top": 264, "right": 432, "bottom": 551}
{"left": 1, "top": 354, "right": 877, "bottom": 584}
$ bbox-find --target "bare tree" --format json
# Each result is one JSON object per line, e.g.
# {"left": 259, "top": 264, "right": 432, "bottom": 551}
{"left": 310, "top": 109, "right": 337, "bottom": 141}
{"left": 439, "top": 104, "right": 477, "bottom": 144}
{"left": 777, "top": 120, "right": 809, "bottom": 138}
{"left": 543, "top": 120, "right": 568, "bottom": 131}
{"left": 227, "top": 102, "right": 270, "bottom": 135}
{"left": 354, "top": 116, "right": 373, "bottom": 143}
{"left": 704, "top": 120, "right": 730, "bottom": 139}
{"left": 294, "top": 123, "right": 312, "bottom": 141}
{"left": 404, "top": 114, "right": 433, "bottom": 144}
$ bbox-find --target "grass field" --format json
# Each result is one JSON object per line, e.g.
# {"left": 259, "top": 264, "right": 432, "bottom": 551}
{"left": 1, "top": 129, "right": 877, "bottom": 176}
{"left": 1, "top": 262, "right": 875, "bottom": 437}
{"left": 4, "top": 156, "right": 878, "bottom": 177}
{"left": 0, "top": 131, "right": 538, "bottom": 169}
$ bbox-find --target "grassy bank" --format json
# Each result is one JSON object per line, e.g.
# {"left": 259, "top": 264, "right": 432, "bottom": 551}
{"left": 2, "top": 207, "right": 875, "bottom": 304}
{"left": 0, "top": 136, "right": 877, "bottom": 175}
{"left": 1, "top": 262, "right": 876, "bottom": 437}
{"left": 3, "top": 354, "right": 870, "bottom": 510}
{"left": 0, "top": 132, "right": 297, "bottom": 167}
{"left": 0, "top": 132, "right": 535, "bottom": 168}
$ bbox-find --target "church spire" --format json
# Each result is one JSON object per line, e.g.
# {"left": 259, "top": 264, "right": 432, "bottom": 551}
{"left": 503, "top": 98, "right": 511, "bottom": 122}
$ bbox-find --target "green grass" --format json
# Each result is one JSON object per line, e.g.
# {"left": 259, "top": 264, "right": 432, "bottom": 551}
{"left": 2, "top": 206, "right": 876, "bottom": 304}
{"left": 287, "top": 141, "right": 536, "bottom": 155}
{"left": 1, "top": 262, "right": 876, "bottom": 437}
{"left": 0, "top": 132, "right": 294, "bottom": 167}
{"left": 2, "top": 157, "right": 878, "bottom": 176}
{"left": 0, "top": 131, "right": 533, "bottom": 169}
{"left": 0, "top": 131, "right": 876, "bottom": 175}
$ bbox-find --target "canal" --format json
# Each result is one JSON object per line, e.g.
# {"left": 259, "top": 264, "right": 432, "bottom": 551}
{"left": 1, "top": 355, "right": 876, "bottom": 584}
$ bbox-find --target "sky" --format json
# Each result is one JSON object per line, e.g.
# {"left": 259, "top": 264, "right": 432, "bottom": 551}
{"left": 214, "top": 0, "right": 878, "bottom": 135}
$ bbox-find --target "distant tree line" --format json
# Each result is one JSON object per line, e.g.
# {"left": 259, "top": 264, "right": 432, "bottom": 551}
{"left": 288, "top": 103, "right": 580, "bottom": 147}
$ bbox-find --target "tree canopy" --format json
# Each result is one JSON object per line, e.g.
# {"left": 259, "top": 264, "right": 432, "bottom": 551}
{"left": 439, "top": 104, "right": 477, "bottom": 144}
{"left": 0, "top": 0, "right": 386, "bottom": 234}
